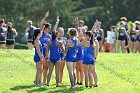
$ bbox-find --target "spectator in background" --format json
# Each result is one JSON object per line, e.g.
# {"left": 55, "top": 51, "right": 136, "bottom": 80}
{"left": 25, "top": 20, "right": 36, "bottom": 49}
{"left": 120, "top": 17, "right": 128, "bottom": 30}
{"left": 4, "top": 22, "right": 18, "bottom": 49}
{"left": 117, "top": 26, "right": 126, "bottom": 53}
{"left": 135, "top": 21, "right": 140, "bottom": 30}
{"left": 0, "top": 19, "right": 6, "bottom": 49}
{"left": 136, "top": 22, "right": 140, "bottom": 53}
{"left": 104, "top": 38, "right": 110, "bottom": 52}
{"left": 127, "top": 23, "right": 137, "bottom": 53}
{"left": 110, "top": 25, "right": 117, "bottom": 53}
{"left": 94, "top": 21, "right": 104, "bottom": 52}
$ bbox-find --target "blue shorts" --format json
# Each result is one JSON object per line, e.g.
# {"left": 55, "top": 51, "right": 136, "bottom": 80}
{"left": 77, "top": 53, "right": 84, "bottom": 61}
{"left": 83, "top": 54, "right": 94, "bottom": 65}
{"left": 50, "top": 58, "right": 61, "bottom": 63}
{"left": 60, "top": 52, "right": 64, "bottom": 59}
{"left": 65, "top": 56, "right": 77, "bottom": 62}
{"left": 34, "top": 55, "right": 40, "bottom": 62}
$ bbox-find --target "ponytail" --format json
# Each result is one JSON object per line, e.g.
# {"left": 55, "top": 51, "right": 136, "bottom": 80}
{"left": 51, "top": 31, "right": 57, "bottom": 41}
{"left": 90, "top": 33, "right": 93, "bottom": 45}
{"left": 85, "top": 31, "right": 94, "bottom": 45}
{"left": 32, "top": 28, "right": 40, "bottom": 45}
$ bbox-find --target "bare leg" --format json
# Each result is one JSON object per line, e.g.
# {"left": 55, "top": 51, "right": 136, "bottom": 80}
{"left": 88, "top": 65, "right": 93, "bottom": 86}
{"left": 36, "top": 62, "right": 43, "bottom": 84}
{"left": 66, "top": 62, "right": 76, "bottom": 87}
{"left": 121, "top": 40, "right": 126, "bottom": 53}
{"left": 83, "top": 64, "right": 88, "bottom": 87}
{"left": 76, "top": 62, "right": 80, "bottom": 83}
{"left": 59, "top": 60, "right": 65, "bottom": 83}
{"left": 117, "top": 40, "right": 121, "bottom": 53}
{"left": 43, "top": 60, "right": 49, "bottom": 83}
{"left": 55, "top": 61, "right": 60, "bottom": 86}
{"left": 92, "top": 65, "right": 98, "bottom": 85}
{"left": 47, "top": 62, "right": 54, "bottom": 86}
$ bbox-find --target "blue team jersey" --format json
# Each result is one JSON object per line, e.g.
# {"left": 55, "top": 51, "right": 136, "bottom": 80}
{"left": 40, "top": 32, "right": 51, "bottom": 55}
{"left": 83, "top": 43, "right": 95, "bottom": 65}
{"left": 49, "top": 40, "right": 61, "bottom": 62}
{"left": 65, "top": 37, "right": 78, "bottom": 62}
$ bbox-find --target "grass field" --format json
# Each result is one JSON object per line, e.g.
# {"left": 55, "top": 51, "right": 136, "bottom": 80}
{"left": 0, "top": 49, "right": 140, "bottom": 93}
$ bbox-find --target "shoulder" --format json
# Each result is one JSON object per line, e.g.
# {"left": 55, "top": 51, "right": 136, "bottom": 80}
{"left": 32, "top": 26, "right": 36, "bottom": 29}
{"left": 12, "top": 28, "right": 16, "bottom": 32}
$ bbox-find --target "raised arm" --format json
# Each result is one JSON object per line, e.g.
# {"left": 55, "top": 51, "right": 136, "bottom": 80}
{"left": 73, "top": 17, "right": 79, "bottom": 30}
{"left": 53, "top": 16, "right": 60, "bottom": 31}
{"left": 40, "top": 11, "right": 49, "bottom": 31}
{"left": 91, "top": 20, "right": 98, "bottom": 32}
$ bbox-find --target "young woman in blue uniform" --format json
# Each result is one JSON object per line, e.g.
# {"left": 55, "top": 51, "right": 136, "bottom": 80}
{"left": 0, "top": 19, "right": 6, "bottom": 49}
{"left": 76, "top": 27, "right": 84, "bottom": 85}
{"left": 33, "top": 28, "right": 44, "bottom": 86}
{"left": 40, "top": 11, "right": 51, "bottom": 84}
{"left": 5, "top": 22, "right": 18, "bottom": 49}
{"left": 78, "top": 31, "right": 96, "bottom": 88}
{"left": 25, "top": 20, "right": 36, "bottom": 49}
{"left": 45, "top": 31, "right": 65, "bottom": 87}
{"left": 65, "top": 28, "right": 78, "bottom": 90}
{"left": 57, "top": 27, "right": 67, "bottom": 84}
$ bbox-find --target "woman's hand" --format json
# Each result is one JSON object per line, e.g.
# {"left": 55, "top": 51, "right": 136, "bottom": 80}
{"left": 45, "top": 11, "right": 49, "bottom": 18}
{"left": 40, "top": 55, "right": 45, "bottom": 63}
{"left": 56, "top": 16, "right": 60, "bottom": 22}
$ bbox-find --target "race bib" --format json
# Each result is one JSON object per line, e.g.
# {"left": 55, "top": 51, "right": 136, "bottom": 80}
{"left": 120, "top": 33, "right": 124, "bottom": 36}
{"left": 132, "top": 35, "right": 136, "bottom": 38}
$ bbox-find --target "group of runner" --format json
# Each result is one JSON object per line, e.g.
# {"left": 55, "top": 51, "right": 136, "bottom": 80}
{"left": 31, "top": 11, "right": 99, "bottom": 90}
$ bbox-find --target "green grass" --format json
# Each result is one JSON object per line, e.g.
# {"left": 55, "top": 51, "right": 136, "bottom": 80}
{"left": 0, "top": 50, "right": 140, "bottom": 93}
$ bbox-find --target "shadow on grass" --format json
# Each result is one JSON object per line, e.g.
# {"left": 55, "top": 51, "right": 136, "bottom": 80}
{"left": 47, "top": 86, "right": 84, "bottom": 93}
{"left": 10, "top": 84, "right": 35, "bottom": 91}
{"left": 10, "top": 84, "right": 85, "bottom": 93}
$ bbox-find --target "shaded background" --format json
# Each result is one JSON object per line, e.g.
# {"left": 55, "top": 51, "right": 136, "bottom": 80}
{"left": 0, "top": 0, "right": 140, "bottom": 48}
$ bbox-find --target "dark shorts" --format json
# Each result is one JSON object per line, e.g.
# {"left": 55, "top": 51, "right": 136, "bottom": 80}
{"left": 34, "top": 55, "right": 40, "bottom": 62}
{"left": 118, "top": 36, "right": 125, "bottom": 41}
{"left": 97, "top": 37, "right": 102, "bottom": 41}
{"left": 28, "top": 40, "right": 33, "bottom": 43}
{"left": 6, "top": 40, "right": 15, "bottom": 45}
{"left": 50, "top": 58, "right": 61, "bottom": 63}
{"left": 0, "top": 41, "right": 6, "bottom": 44}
